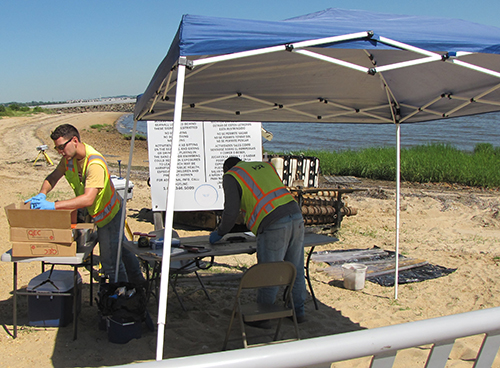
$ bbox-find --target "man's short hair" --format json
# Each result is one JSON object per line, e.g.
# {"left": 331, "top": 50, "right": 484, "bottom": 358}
{"left": 50, "top": 124, "right": 81, "bottom": 142}
{"left": 223, "top": 157, "right": 241, "bottom": 173}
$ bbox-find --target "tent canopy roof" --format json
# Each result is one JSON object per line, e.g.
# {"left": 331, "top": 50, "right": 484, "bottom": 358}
{"left": 135, "top": 8, "right": 500, "bottom": 124}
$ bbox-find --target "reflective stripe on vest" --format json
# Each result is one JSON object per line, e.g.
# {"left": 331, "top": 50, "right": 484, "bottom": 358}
{"left": 228, "top": 162, "right": 295, "bottom": 233}
{"left": 92, "top": 188, "right": 120, "bottom": 224}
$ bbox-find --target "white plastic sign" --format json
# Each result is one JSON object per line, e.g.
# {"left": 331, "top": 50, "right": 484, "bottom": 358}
{"left": 147, "top": 121, "right": 262, "bottom": 211}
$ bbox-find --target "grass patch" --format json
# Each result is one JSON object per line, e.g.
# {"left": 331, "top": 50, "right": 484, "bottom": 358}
{"left": 90, "top": 123, "right": 114, "bottom": 132}
{"left": 271, "top": 143, "right": 500, "bottom": 188}
{"left": 123, "top": 133, "right": 147, "bottom": 141}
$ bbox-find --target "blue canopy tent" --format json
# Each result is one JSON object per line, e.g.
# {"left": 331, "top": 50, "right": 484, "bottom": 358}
{"left": 128, "top": 8, "right": 500, "bottom": 360}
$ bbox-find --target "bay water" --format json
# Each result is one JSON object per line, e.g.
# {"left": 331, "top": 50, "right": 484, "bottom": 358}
{"left": 116, "top": 112, "right": 499, "bottom": 153}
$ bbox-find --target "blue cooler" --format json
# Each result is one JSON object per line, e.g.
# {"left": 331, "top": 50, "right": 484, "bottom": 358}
{"left": 27, "top": 270, "right": 82, "bottom": 327}
{"left": 106, "top": 316, "right": 142, "bottom": 344}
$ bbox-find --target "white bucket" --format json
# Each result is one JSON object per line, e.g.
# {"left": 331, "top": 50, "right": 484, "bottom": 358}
{"left": 342, "top": 263, "right": 368, "bottom": 291}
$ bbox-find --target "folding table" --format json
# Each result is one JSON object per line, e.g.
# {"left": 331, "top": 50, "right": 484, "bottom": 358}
{"left": 125, "top": 231, "right": 337, "bottom": 310}
{"left": 1, "top": 242, "right": 97, "bottom": 340}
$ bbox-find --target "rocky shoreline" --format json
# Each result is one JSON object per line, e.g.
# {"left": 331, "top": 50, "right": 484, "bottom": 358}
{"left": 48, "top": 102, "right": 135, "bottom": 114}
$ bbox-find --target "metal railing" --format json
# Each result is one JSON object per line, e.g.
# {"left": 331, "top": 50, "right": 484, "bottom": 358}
{"left": 113, "top": 307, "right": 500, "bottom": 368}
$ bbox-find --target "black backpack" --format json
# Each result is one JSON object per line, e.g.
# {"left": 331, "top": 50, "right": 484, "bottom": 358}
{"left": 96, "top": 282, "right": 148, "bottom": 323}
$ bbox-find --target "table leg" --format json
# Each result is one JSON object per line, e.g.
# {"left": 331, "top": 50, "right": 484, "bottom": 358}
{"left": 13, "top": 262, "right": 17, "bottom": 339}
{"left": 89, "top": 252, "right": 93, "bottom": 307}
{"left": 305, "top": 246, "right": 319, "bottom": 310}
{"left": 73, "top": 267, "right": 78, "bottom": 340}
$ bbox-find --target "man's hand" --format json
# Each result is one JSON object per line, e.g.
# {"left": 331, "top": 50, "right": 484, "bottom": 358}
{"left": 25, "top": 193, "right": 46, "bottom": 207}
{"left": 209, "top": 231, "right": 223, "bottom": 244}
{"left": 32, "top": 198, "right": 56, "bottom": 210}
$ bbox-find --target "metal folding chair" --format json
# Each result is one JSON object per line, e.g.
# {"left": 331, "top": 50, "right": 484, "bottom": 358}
{"left": 223, "top": 261, "right": 300, "bottom": 350}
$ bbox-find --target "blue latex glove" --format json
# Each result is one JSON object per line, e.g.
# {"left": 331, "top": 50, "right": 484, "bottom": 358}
{"left": 25, "top": 193, "right": 46, "bottom": 207}
{"left": 32, "top": 198, "right": 55, "bottom": 210}
{"left": 209, "top": 230, "right": 223, "bottom": 244}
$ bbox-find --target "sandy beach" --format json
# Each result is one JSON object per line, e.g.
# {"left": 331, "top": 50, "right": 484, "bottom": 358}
{"left": 0, "top": 112, "right": 499, "bottom": 367}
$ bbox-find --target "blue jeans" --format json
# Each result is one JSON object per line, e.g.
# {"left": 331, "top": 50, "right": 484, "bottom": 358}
{"left": 97, "top": 207, "right": 144, "bottom": 284}
{"left": 256, "top": 212, "right": 306, "bottom": 317}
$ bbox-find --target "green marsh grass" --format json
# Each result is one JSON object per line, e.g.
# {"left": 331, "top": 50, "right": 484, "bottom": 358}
{"left": 275, "top": 143, "right": 500, "bottom": 188}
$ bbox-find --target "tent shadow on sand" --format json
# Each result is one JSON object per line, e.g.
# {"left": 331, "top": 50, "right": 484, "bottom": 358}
{"left": 0, "top": 265, "right": 365, "bottom": 367}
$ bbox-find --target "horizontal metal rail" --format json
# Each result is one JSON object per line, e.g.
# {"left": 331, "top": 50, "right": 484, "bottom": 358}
{"left": 113, "top": 306, "right": 500, "bottom": 368}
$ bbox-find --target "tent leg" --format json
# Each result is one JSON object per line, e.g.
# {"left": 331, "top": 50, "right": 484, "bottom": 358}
{"left": 395, "top": 122, "right": 401, "bottom": 299}
{"left": 156, "top": 60, "right": 187, "bottom": 362}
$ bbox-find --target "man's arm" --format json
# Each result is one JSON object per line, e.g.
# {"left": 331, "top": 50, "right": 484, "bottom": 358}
{"left": 217, "top": 175, "right": 242, "bottom": 236}
{"left": 53, "top": 187, "right": 98, "bottom": 210}
{"left": 53, "top": 161, "right": 104, "bottom": 210}
{"left": 26, "top": 166, "right": 64, "bottom": 205}
{"left": 33, "top": 161, "right": 100, "bottom": 210}
{"left": 39, "top": 168, "right": 64, "bottom": 195}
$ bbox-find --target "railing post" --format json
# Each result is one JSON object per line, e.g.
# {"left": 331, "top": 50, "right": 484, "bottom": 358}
{"left": 425, "top": 339, "right": 455, "bottom": 368}
{"left": 474, "top": 330, "right": 500, "bottom": 368}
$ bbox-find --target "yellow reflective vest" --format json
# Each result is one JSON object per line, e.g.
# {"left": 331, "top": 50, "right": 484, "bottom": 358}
{"left": 226, "top": 161, "right": 296, "bottom": 235}
{"left": 64, "top": 143, "right": 120, "bottom": 228}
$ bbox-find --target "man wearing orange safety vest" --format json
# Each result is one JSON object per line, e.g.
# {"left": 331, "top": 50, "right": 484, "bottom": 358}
{"left": 210, "top": 157, "right": 306, "bottom": 326}
{"left": 26, "top": 124, "right": 145, "bottom": 285}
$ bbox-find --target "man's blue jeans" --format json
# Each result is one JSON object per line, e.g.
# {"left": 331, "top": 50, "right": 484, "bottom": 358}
{"left": 97, "top": 207, "right": 144, "bottom": 284}
{"left": 256, "top": 212, "right": 306, "bottom": 317}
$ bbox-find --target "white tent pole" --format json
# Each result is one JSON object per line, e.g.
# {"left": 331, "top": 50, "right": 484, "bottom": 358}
{"left": 156, "top": 59, "right": 187, "bottom": 361}
{"left": 448, "top": 59, "right": 500, "bottom": 79}
{"left": 114, "top": 118, "right": 138, "bottom": 283}
{"left": 378, "top": 36, "right": 438, "bottom": 57}
{"left": 192, "top": 32, "right": 370, "bottom": 67}
{"left": 395, "top": 122, "right": 401, "bottom": 299}
{"left": 293, "top": 49, "right": 370, "bottom": 73}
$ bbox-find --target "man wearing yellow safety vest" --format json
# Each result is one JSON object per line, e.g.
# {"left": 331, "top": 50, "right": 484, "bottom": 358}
{"left": 210, "top": 157, "right": 306, "bottom": 326}
{"left": 26, "top": 124, "right": 145, "bottom": 285}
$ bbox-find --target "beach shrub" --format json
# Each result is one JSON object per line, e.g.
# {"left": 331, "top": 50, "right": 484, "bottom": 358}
{"left": 123, "top": 134, "right": 147, "bottom": 141}
{"left": 272, "top": 142, "right": 500, "bottom": 188}
{"left": 8, "top": 103, "right": 21, "bottom": 111}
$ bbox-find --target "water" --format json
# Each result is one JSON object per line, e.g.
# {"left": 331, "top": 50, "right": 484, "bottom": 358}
{"left": 116, "top": 112, "right": 500, "bottom": 153}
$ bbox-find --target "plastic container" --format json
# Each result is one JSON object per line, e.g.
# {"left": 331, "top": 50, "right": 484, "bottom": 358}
{"left": 150, "top": 237, "right": 180, "bottom": 250}
{"left": 107, "top": 317, "right": 142, "bottom": 344}
{"left": 110, "top": 175, "right": 134, "bottom": 201}
{"left": 342, "top": 263, "right": 367, "bottom": 291}
{"left": 27, "top": 270, "right": 82, "bottom": 326}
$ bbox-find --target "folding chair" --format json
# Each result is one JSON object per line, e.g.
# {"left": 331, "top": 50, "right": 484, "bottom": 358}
{"left": 223, "top": 261, "right": 300, "bottom": 350}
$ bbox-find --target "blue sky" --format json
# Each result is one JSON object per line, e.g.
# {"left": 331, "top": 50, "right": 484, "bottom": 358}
{"left": 2, "top": 0, "right": 499, "bottom": 104}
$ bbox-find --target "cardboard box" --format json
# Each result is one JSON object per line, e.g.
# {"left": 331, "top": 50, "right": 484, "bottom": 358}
{"left": 5, "top": 203, "right": 94, "bottom": 246}
{"left": 11, "top": 241, "right": 77, "bottom": 257}
{"left": 9, "top": 223, "right": 95, "bottom": 243}
{"left": 5, "top": 202, "right": 77, "bottom": 229}
{"left": 10, "top": 227, "right": 74, "bottom": 243}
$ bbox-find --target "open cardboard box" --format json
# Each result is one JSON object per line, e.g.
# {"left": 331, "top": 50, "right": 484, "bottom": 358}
{"left": 5, "top": 203, "right": 94, "bottom": 257}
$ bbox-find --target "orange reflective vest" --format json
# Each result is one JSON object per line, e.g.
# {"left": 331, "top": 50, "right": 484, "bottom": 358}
{"left": 226, "top": 161, "right": 296, "bottom": 234}
{"left": 64, "top": 143, "right": 120, "bottom": 228}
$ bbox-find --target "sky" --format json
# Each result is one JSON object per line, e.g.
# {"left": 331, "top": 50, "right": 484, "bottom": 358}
{"left": 2, "top": 0, "right": 500, "bottom": 104}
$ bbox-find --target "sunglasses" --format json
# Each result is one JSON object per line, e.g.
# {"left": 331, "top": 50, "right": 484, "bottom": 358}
{"left": 54, "top": 137, "right": 74, "bottom": 151}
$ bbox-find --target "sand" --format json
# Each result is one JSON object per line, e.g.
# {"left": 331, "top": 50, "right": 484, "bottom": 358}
{"left": 0, "top": 112, "right": 499, "bottom": 367}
